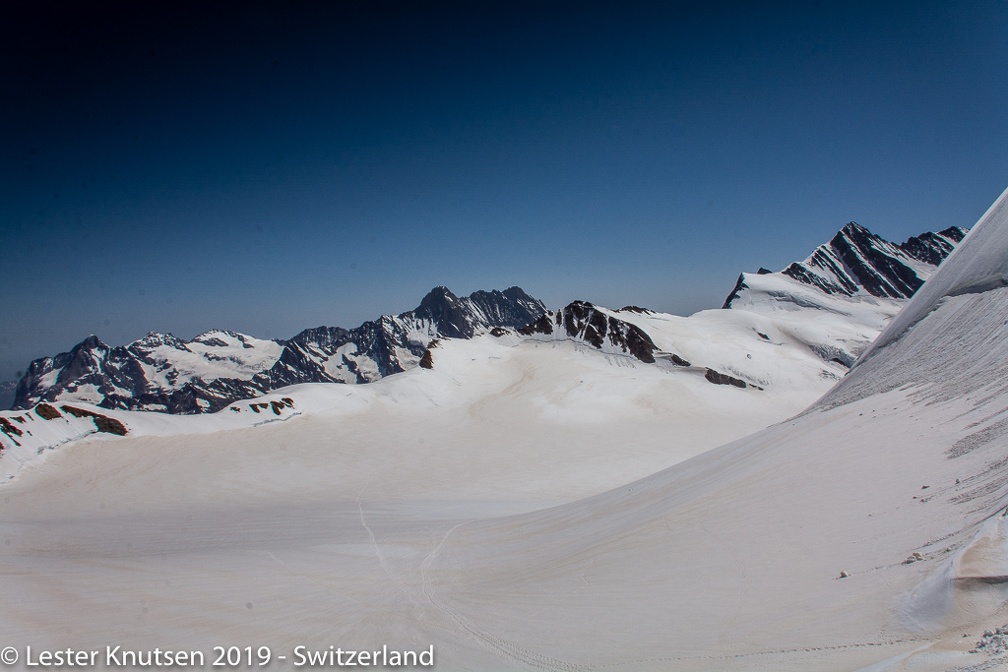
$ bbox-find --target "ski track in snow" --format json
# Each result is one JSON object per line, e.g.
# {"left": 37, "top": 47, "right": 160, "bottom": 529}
{"left": 417, "top": 522, "right": 585, "bottom": 672}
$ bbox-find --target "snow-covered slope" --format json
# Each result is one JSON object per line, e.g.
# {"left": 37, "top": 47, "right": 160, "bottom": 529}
{"left": 11, "top": 331, "right": 282, "bottom": 415}
{"left": 0, "top": 327, "right": 826, "bottom": 497}
{"left": 522, "top": 298, "right": 867, "bottom": 394}
{"left": 508, "top": 224, "right": 965, "bottom": 404}
{"left": 0, "top": 394, "right": 299, "bottom": 482}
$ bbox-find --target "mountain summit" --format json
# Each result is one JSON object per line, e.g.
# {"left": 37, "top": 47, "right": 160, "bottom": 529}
{"left": 724, "top": 223, "right": 967, "bottom": 308}
{"left": 13, "top": 286, "right": 546, "bottom": 414}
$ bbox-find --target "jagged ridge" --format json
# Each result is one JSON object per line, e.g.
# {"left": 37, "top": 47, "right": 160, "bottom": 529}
{"left": 725, "top": 223, "right": 966, "bottom": 308}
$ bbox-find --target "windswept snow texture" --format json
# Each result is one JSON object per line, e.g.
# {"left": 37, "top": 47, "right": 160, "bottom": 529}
{"left": 12, "top": 286, "right": 545, "bottom": 414}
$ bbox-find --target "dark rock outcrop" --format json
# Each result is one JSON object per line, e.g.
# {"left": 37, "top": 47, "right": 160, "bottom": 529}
{"left": 35, "top": 403, "right": 62, "bottom": 420}
{"left": 561, "top": 301, "right": 659, "bottom": 363}
{"left": 60, "top": 405, "right": 128, "bottom": 435}
{"left": 705, "top": 369, "right": 748, "bottom": 388}
{"left": 899, "top": 227, "right": 967, "bottom": 266}
{"left": 520, "top": 301, "right": 691, "bottom": 366}
{"left": 722, "top": 274, "right": 749, "bottom": 309}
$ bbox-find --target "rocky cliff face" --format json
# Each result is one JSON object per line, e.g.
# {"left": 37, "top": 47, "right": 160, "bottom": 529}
{"left": 520, "top": 301, "right": 690, "bottom": 366}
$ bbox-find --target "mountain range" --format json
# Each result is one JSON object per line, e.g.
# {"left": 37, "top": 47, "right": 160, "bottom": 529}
{"left": 10, "top": 222, "right": 967, "bottom": 415}
{"left": 12, "top": 287, "right": 544, "bottom": 414}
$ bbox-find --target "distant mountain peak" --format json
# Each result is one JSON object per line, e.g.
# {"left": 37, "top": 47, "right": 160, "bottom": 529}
{"left": 134, "top": 332, "right": 190, "bottom": 350}
{"left": 80, "top": 334, "right": 104, "bottom": 349}
{"left": 724, "top": 222, "right": 968, "bottom": 308}
{"left": 420, "top": 285, "right": 456, "bottom": 301}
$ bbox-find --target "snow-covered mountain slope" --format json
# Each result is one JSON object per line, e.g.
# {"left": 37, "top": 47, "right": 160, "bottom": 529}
{"left": 13, "top": 331, "right": 285, "bottom": 415}
{"left": 263, "top": 286, "right": 544, "bottom": 389}
{"left": 508, "top": 224, "right": 964, "bottom": 403}
{"left": 12, "top": 286, "right": 545, "bottom": 414}
{"left": 522, "top": 298, "right": 867, "bottom": 395}
{"left": 0, "top": 394, "right": 298, "bottom": 482}
{"left": 413, "top": 187, "right": 1008, "bottom": 671}
{"left": 0, "top": 282, "right": 907, "bottom": 663}
{"left": 10, "top": 225, "right": 960, "bottom": 418}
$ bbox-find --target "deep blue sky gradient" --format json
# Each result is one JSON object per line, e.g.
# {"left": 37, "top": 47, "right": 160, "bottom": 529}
{"left": 2, "top": 1, "right": 1007, "bottom": 380}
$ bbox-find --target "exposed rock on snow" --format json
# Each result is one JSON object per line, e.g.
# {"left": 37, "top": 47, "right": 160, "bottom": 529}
{"left": 519, "top": 300, "right": 684, "bottom": 365}
{"left": 720, "top": 222, "right": 967, "bottom": 387}
{"left": 704, "top": 368, "right": 749, "bottom": 388}
{"left": 972, "top": 625, "right": 1008, "bottom": 655}
{"left": 60, "top": 405, "right": 127, "bottom": 436}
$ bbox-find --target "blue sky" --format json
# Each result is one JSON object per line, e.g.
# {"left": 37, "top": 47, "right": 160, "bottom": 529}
{"left": 2, "top": 1, "right": 1006, "bottom": 381}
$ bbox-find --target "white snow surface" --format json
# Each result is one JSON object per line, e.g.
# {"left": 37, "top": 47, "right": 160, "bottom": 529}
{"left": 1, "top": 192, "right": 1006, "bottom": 670}
{"left": 136, "top": 330, "right": 282, "bottom": 388}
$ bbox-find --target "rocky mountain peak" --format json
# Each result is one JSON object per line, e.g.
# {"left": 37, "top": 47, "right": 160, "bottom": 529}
{"left": 519, "top": 299, "right": 689, "bottom": 366}
{"left": 724, "top": 222, "right": 968, "bottom": 308}
{"left": 79, "top": 334, "right": 105, "bottom": 350}
{"left": 133, "top": 332, "right": 191, "bottom": 351}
